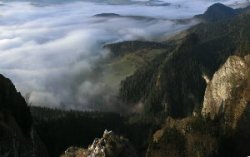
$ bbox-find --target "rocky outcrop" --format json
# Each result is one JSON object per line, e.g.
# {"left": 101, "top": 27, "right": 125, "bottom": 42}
{"left": 118, "top": 4, "right": 250, "bottom": 118}
{"left": 202, "top": 55, "right": 250, "bottom": 128}
{"left": 146, "top": 117, "right": 218, "bottom": 157}
{"left": 147, "top": 54, "right": 250, "bottom": 157}
{"left": 61, "top": 130, "right": 137, "bottom": 157}
{"left": 0, "top": 74, "right": 48, "bottom": 157}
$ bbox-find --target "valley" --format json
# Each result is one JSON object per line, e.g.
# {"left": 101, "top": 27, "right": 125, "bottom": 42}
{"left": 1, "top": 1, "right": 250, "bottom": 157}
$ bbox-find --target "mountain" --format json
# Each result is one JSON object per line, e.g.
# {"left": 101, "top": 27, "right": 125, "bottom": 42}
{"left": 93, "top": 13, "right": 158, "bottom": 21}
{"left": 94, "top": 13, "right": 121, "bottom": 17}
{"left": 0, "top": 74, "right": 32, "bottom": 135}
{"left": 119, "top": 4, "right": 250, "bottom": 118}
{"left": 202, "top": 55, "right": 250, "bottom": 123}
{"left": 37, "top": 3, "right": 250, "bottom": 157}
{"left": 0, "top": 74, "right": 48, "bottom": 157}
{"left": 2, "top": 2, "right": 250, "bottom": 157}
{"left": 195, "top": 3, "right": 237, "bottom": 22}
{"left": 146, "top": 54, "right": 250, "bottom": 157}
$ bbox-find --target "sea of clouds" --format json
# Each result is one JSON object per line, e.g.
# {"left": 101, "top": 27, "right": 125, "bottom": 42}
{"left": 0, "top": 0, "right": 248, "bottom": 111}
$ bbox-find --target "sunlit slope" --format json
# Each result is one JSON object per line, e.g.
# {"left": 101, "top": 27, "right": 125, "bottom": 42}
{"left": 102, "top": 41, "right": 171, "bottom": 89}
{"left": 119, "top": 4, "right": 250, "bottom": 117}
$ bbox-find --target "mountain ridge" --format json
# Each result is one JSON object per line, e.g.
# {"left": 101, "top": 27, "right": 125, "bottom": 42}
{"left": 195, "top": 3, "right": 237, "bottom": 22}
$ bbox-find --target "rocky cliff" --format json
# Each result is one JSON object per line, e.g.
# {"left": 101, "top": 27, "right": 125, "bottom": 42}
{"left": 118, "top": 2, "right": 250, "bottom": 118}
{"left": 202, "top": 55, "right": 250, "bottom": 129}
{"left": 146, "top": 54, "right": 250, "bottom": 157}
{"left": 146, "top": 116, "right": 219, "bottom": 157}
{"left": 0, "top": 74, "right": 48, "bottom": 157}
{"left": 0, "top": 74, "right": 32, "bottom": 135}
{"left": 61, "top": 130, "right": 137, "bottom": 157}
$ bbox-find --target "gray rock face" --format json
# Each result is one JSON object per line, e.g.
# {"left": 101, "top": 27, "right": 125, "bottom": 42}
{"left": 62, "top": 130, "right": 137, "bottom": 157}
{"left": 202, "top": 55, "right": 250, "bottom": 128}
{"left": 146, "top": 55, "right": 250, "bottom": 157}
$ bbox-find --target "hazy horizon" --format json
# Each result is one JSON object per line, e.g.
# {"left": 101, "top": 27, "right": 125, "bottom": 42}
{"left": 0, "top": 0, "right": 248, "bottom": 111}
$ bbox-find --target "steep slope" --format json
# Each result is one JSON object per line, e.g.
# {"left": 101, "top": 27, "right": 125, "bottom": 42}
{"left": 119, "top": 5, "right": 250, "bottom": 118}
{"left": 195, "top": 3, "right": 237, "bottom": 22}
{"left": 201, "top": 54, "right": 250, "bottom": 156}
{"left": 146, "top": 116, "right": 219, "bottom": 157}
{"left": 0, "top": 74, "right": 48, "bottom": 157}
{"left": 102, "top": 41, "right": 170, "bottom": 90}
{"left": 76, "top": 40, "right": 174, "bottom": 113}
{"left": 104, "top": 41, "right": 169, "bottom": 57}
{"left": 0, "top": 74, "right": 32, "bottom": 135}
{"left": 146, "top": 54, "right": 250, "bottom": 157}
{"left": 202, "top": 55, "right": 250, "bottom": 127}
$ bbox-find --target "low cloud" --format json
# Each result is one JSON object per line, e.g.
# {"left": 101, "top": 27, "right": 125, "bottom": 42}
{"left": 0, "top": 0, "right": 247, "bottom": 111}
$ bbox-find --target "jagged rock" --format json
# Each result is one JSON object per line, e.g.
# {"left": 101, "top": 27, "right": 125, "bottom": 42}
{"left": 202, "top": 55, "right": 250, "bottom": 128}
{"left": 147, "top": 55, "right": 250, "bottom": 157}
{"left": 201, "top": 55, "right": 250, "bottom": 156}
{"left": 146, "top": 117, "right": 218, "bottom": 157}
{"left": 61, "top": 130, "right": 137, "bottom": 157}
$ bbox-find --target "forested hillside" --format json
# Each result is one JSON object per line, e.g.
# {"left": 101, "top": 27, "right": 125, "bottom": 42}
{"left": 31, "top": 107, "right": 156, "bottom": 157}
{"left": 1, "top": 2, "right": 250, "bottom": 157}
{"left": 119, "top": 3, "right": 250, "bottom": 118}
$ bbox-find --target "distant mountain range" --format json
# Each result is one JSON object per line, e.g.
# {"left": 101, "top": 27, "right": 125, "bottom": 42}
{"left": 195, "top": 3, "right": 238, "bottom": 22}
{"left": 1, "top": 2, "right": 250, "bottom": 157}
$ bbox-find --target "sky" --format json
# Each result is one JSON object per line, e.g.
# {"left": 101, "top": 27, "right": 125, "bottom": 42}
{"left": 0, "top": 0, "right": 248, "bottom": 111}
